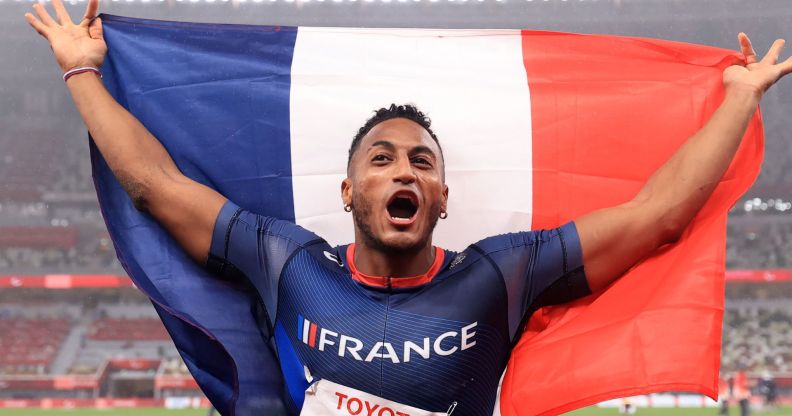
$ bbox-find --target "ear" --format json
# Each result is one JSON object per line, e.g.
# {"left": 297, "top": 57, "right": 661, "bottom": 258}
{"left": 341, "top": 177, "right": 353, "bottom": 207}
{"left": 441, "top": 184, "right": 449, "bottom": 213}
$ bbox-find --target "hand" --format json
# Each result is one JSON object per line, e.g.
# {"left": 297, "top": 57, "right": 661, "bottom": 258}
{"left": 723, "top": 33, "right": 792, "bottom": 97}
{"left": 25, "top": 0, "right": 107, "bottom": 73}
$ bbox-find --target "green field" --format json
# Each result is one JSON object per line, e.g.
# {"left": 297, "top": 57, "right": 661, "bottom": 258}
{"left": 568, "top": 406, "right": 792, "bottom": 415}
{"left": 0, "top": 407, "right": 789, "bottom": 415}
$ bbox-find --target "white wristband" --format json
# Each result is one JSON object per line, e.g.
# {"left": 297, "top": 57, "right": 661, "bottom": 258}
{"left": 63, "top": 66, "right": 102, "bottom": 83}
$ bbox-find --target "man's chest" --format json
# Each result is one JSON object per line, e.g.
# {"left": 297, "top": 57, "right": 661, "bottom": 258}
{"left": 272, "top": 250, "right": 511, "bottom": 415}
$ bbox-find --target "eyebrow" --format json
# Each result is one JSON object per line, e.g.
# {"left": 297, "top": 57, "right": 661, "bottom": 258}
{"left": 409, "top": 145, "right": 437, "bottom": 159}
{"left": 369, "top": 140, "right": 437, "bottom": 159}
{"left": 370, "top": 140, "right": 397, "bottom": 151}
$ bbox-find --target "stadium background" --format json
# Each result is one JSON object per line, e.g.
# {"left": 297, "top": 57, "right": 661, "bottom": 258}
{"left": 1, "top": 0, "right": 791, "bottom": 414}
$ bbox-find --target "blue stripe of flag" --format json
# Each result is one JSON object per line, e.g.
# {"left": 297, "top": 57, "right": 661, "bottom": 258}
{"left": 94, "top": 14, "right": 298, "bottom": 415}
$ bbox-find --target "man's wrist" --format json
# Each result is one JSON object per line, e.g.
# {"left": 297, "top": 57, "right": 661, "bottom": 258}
{"left": 725, "top": 83, "right": 763, "bottom": 104}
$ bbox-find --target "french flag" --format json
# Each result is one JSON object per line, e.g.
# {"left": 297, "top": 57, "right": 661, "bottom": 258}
{"left": 92, "top": 14, "right": 762, "bottom": 416}
{"left": 298, "top": 315, "right": 317, "bottom": 348}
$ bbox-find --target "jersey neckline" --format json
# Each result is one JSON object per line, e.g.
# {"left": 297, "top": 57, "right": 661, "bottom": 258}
{"left": 345, "top": 244, "right": 445, "bottom": 289}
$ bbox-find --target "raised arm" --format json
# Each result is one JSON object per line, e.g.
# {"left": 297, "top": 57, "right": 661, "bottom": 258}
{"left": 26, "top": 0, "right": 226, "bottom": 264}
{"left": 577, "top": 34, "right": 792, "bottom": 293}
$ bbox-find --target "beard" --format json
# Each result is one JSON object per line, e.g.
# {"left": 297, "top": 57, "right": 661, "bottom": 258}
{"left": 351, "top": 192, "right": 442, "bottom": 255}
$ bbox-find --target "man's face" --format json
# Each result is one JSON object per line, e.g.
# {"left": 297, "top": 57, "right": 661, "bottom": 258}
{"left": 342, "top": 118, "right": 448, "bottom": 254}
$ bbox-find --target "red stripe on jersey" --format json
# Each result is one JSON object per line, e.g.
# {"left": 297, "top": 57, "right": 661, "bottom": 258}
{"left": 308, "top": 322, "right": 318, "bottom": 348}
{"left": 346, "top": 244, "right": 445, "bottom": 289}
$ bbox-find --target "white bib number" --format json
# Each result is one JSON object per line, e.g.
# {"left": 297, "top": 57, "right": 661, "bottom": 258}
{"left": 301, "top": 379, "right": 451, "bottom": 416}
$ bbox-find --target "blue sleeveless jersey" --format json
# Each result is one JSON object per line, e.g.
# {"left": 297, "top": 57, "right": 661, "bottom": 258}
{"left": 206, "top": 201, "right": 590, "bottom": 416}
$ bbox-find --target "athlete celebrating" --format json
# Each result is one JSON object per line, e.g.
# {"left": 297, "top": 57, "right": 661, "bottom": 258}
{"left": 25, "top": 0, "right": 792, "bottom": 414}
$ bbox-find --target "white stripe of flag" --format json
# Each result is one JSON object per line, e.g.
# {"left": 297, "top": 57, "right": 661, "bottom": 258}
{"left": 289, "top": 28, "right": 534, "bottom": 251}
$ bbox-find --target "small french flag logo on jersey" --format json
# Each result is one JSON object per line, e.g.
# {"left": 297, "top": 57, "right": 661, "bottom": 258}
{"left": 298, "top": 315, "right": 318, "bottom": 348}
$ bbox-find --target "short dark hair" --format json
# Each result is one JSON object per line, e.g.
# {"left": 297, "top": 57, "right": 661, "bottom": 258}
{"left": 347, "top": 104, "right": 443, "bottom": 169}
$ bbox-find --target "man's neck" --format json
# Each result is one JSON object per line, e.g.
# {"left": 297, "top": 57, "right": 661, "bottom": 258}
{"left": 352, "top": 241, "right": 436, "bottom": 278}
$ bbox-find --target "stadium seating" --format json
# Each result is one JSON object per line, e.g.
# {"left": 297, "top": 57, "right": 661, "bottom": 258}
{"left": 722, "top": 305, "right": 792, "bottom": 374}
{"left": 88, "top": 318, "right": 170, "bottom": 341}
{"left": 727, "top": 222, "right": 792, "bottom": 269}
{"left": 0, "top": 301, "right": 180, "bottom": 376}
{"left": 0, "top": 318, "right": 71, "bottom": 375}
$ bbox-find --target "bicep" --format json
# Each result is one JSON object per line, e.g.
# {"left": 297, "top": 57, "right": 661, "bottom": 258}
{"left": 575, "top": 200, "right": 672, "bottom": 292}
{"left": 146, "top": 174, "right": 227, "bottom": 265}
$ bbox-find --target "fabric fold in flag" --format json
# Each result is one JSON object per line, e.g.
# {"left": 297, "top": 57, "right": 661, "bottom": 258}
{"left": 93, "top": 14, "right": 762, "bottom": 416}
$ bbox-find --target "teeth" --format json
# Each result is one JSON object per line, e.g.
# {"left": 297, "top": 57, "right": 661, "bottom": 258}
{"left": 391, "top": 216, "right": 409, "bottom": 220}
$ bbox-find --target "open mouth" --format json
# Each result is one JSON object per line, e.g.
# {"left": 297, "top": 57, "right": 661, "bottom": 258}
{"left": 386, "top": 192, "right": 419, "bottom": 224}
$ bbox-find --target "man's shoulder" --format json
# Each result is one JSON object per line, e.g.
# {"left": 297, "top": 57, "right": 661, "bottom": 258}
{"left": 468, "top": 224, "right": 574, "bottom": 257}
{"left": 280, "top": 239, "right": 350, "bottom": 276}
{"left": 228, "top": 204, "right": 325, "bottom": 249}
{"left": 465, "top": 230, "right": 539, "bottom": 257}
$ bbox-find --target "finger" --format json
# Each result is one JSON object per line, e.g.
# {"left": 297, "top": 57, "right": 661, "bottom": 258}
{"left": 24, "top": 12, "right": 50, "bottom": 38}
{"left": 88, "top": 16, "right": 103, "bottom": 40}
{"left": 80, "top": 0, "right": 99, "bottom": 27}
{"left": 51, "top": 0, "right": 74, "bottom": 25}
{"left": 32, "top": 3, "right": 57, "bottom": 27}
{"left": 739, "top": 32, "right": 758, "bottom": 65}
{"left": 779, "top": 56, "right": 792, "bottom": 77}
{"left": 761, "top": 39, "right": 785, "bottom": 65}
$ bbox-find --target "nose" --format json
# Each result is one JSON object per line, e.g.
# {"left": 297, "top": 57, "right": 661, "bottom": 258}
{"left": 393, "top": 155, "right": 417, "bottom": 184}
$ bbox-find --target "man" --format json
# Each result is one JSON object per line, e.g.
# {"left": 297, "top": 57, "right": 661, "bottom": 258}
{"left": 733, "top": 369, "right": 751, "bottom": 416}
{"left": 25, "top": 0, "right": 792, "bottom": 414}
{"left": 618, "top": 398, "right": 637, "bottom": 415}
{"left": 758, "top": 371, "right": 778, "bottom": 410}
{"left": 718, "top": 374, "right": 731, "bottom": 415}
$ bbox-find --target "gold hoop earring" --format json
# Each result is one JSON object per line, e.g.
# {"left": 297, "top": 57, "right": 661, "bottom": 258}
{"left": 344, "top": 204, "right": 352, "bottom": 212}
{"left": 439, "top": 211, "right": 448, "bottom": 219}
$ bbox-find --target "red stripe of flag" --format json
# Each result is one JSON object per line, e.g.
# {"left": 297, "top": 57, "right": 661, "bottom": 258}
{"left": 500, "top": 31, "right": 763, "bottom": 416}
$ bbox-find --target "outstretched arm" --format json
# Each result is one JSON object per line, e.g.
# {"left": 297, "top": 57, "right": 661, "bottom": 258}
{"left": 577, "top": 34, "right": 792, "bottom": 293}
{"left": 26, "top": 0, "right": 226, "bottom": 264}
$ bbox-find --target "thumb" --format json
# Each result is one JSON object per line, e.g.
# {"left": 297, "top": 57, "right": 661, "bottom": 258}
{"left": 88, "top": 17, "right": 103, "bottom": 40}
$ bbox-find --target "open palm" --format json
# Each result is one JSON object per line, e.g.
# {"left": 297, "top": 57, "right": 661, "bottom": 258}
{"left": 724, "top": 33, "right": 792, "bottom": 95}
{"left": 25, "top": 0, "right": 106, "bottom": 72}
